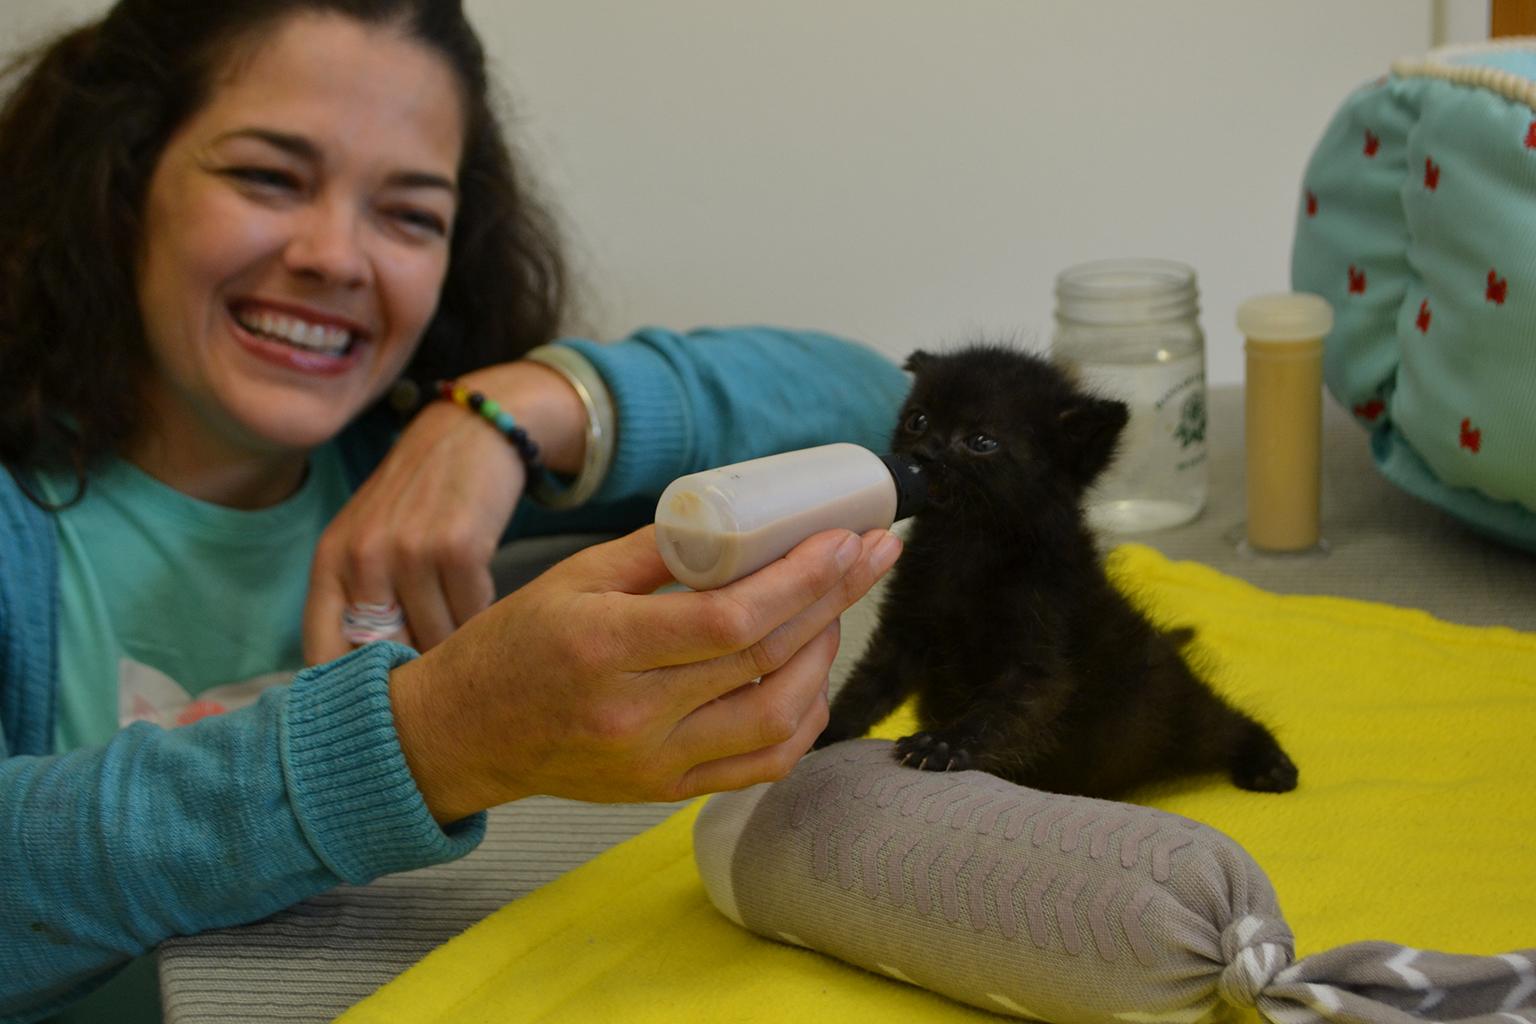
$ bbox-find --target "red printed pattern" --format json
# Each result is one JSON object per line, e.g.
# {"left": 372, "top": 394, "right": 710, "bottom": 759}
{"left": 1353, "top": 399, "right": 1385, "bottom": 422}
{"left": 1460, "top": 419, "right": 1482, "bottom": 453}
{"left": 1487, "top": 270, "right": 1508, "bottom": 305}
{"left": 1309, "top": 126, "right": 1513, "bottom": 450}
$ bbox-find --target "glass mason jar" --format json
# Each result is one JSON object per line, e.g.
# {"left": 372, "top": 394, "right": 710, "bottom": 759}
{"left": 1051, "top": 258, "right": 1208, "bottom": 532}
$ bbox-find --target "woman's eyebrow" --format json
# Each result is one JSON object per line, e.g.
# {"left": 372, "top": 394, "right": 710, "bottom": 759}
{"left": 213, "top": 126, "right": 319, "bottom": 160}
{"left": 211, "top": 127, "right": 458, "bottom": 195}
{"left": 387, "top": 170, "right": 458, "bottom": 196}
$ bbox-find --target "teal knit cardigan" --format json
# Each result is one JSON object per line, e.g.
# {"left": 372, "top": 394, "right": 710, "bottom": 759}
{"left": 0, "top": 326, "right": 909, "bottom": 1022}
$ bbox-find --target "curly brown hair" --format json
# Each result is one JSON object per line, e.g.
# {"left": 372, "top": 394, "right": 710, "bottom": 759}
{"left": 0, "top": 0, "right": 567, "bottom": 499}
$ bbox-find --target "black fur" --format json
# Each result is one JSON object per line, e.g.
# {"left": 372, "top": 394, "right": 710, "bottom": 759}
{"left": 815, "top": 344, "right": 1298, "bottom": 798}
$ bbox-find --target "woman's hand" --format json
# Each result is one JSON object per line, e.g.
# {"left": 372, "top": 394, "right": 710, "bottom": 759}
{"left": 388, "top": 524, "right": 903, "bottom": 820}
{"left": 303, "top": 361, "right": 588, "bottom": 664}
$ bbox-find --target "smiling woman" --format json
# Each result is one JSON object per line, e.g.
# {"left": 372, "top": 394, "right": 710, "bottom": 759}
{"left": 0, "top": 1, "right": 566, "bottom": 495}
{"left": 0, "top": 1, "right": 911, "bottom": 1021}
{"left": 132, "top": 13, "right": 463, "bottom": 505}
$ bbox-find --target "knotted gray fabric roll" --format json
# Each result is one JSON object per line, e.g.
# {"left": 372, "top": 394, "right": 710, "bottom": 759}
{"left": 694, "top": 741, "right": 1535, "bottom": 1024}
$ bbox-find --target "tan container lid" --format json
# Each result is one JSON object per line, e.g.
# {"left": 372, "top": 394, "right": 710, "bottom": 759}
{"left": 1237, "top": 293, "right": 1334, "bottom": 342}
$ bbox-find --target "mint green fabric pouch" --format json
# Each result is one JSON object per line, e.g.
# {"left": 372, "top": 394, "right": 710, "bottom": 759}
{"left": 1292, "top": 42, "right": 1536, "bottom": 552}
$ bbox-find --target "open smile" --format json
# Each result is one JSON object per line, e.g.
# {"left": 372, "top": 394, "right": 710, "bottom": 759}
{"left": 226, "top": 299, "right": 372, "bottom": 375}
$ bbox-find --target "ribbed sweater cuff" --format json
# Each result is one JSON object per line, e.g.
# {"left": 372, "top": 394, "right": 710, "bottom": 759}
{"left": 557, "top": 336, "right": 693, "bottom": 500}
{"left": 281, "top": 642, "right": 485, "bottom": 884}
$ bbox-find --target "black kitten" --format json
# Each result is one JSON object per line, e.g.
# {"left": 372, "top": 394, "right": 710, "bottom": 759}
{"left": 815, "top": 344, "right": 1298, "bottom": 799}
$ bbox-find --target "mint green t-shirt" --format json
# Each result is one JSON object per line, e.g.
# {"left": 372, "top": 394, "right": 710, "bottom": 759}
{"left": 36, "top": 447, "right": 353, "bottom": 753}
{"left": 33, "top": 448, "right": 352, "bottom": 1024}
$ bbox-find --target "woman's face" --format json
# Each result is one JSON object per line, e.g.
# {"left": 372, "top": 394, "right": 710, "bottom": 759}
{"left": 135, "top": 13, "right": 464, "bottom": 467}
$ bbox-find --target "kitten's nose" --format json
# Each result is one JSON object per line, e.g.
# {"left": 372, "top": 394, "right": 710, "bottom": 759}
{"left": 914, "top": 437, "right": 944, "bottom": 461}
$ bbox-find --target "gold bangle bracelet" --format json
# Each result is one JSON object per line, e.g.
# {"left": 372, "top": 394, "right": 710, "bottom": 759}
{"left": 522, "top": 345, "right": 616, "bottom": 509}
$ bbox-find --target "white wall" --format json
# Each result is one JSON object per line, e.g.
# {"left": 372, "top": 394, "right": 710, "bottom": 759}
{"left": 2, "top": 1, "right": 1491, "bottom": 384}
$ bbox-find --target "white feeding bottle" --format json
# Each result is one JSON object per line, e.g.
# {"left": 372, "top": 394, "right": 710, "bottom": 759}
{"left": 654, "top": 443, "right": 928, "bottom": 590}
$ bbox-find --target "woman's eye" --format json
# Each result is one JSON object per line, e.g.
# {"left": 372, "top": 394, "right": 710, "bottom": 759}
{"left": 903, "top": 410, "right": 928, "bottom": 433}
{"left": 966, "top": 433, "right": 999, "bottom": 453}
{"left": 388, "top": 207, "right": 449, "bottom": 238}
{"left": 226, "top": 166, "right": 300, "bottom": 191}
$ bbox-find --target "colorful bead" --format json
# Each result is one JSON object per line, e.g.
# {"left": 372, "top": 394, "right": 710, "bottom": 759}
{"left": 434, "top": 378, "right": 545, "bottom": 480}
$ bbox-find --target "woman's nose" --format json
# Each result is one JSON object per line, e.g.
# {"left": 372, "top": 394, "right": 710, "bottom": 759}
{"left": 283, "top": 200, "right": 370, "bottom": 288}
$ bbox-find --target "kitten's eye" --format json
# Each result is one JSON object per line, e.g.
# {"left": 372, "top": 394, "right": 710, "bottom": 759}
{"left": 966, "top": 433, "right": 999, "bottom": 454}
{"left": 903, "top": 410, "right": 928, "bottom": 433}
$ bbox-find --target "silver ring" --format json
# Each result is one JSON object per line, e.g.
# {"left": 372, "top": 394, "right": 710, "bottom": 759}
{"left": 341, "top": 601, "right": 405, "bottom": 645}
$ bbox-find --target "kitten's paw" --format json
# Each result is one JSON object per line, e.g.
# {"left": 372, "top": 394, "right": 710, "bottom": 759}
{"left": 894, "top": 732, "right": 974, "bottom": 772}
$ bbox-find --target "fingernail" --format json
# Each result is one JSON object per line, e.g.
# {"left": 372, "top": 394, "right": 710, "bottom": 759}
{"left": 835, "top": 533, "right": 861, "bottom": 571}
{"left": 871, "top": 532, "right": 902, "bottom": 573}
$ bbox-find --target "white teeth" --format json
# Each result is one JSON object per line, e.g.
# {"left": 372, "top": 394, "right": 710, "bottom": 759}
{"left": 234, "top": 308, "right": 354, "bottom": 354}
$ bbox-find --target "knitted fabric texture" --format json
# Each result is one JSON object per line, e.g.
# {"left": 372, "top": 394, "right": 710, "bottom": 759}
{"left": 697, "top": 741, "right": 1534, "bottom": 1023}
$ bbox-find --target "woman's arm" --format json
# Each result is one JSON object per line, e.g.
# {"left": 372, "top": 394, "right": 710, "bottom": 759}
{"left": 3, "top": 525, "right": 899, "bottom": 1021}
{"left": 0, "top": 643, "right": 480, "bottom": 1023}
{"left": 549, "top": 324, "right": 911, "bottom": 507}
{"left": 306, "top": 326, "right": 910, "bottom": 661}
{"left": 304, "top": 359, "right": 590, "bottom": 662}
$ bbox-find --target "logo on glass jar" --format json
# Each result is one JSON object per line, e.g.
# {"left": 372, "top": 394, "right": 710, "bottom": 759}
{"left": 1175, "top": 390, "right": 1206, "bottom": 449}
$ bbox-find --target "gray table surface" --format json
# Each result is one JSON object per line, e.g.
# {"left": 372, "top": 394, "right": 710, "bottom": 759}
{"left": 157, "top": 387, "right": 1536, "bottom": 1022}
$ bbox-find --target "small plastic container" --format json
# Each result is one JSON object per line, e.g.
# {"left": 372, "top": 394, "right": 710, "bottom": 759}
{"left": 654, "top": 443, "right": 926, "bottom": 590}
{"left": 1052, "top": 258, "right": 1209, "bottom": 533}
{"left": 1237, "top": 293, "right": 1333, "bottom": 553}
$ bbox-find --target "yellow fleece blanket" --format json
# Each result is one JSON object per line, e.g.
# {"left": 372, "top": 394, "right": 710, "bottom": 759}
{"left": 341, "top": 546, "right": 1536, "bottom": 1023}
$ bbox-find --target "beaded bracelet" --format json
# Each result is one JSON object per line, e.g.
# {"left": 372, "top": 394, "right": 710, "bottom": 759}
{"left": 435, "top": 380, "right": 544, "bottom": 478}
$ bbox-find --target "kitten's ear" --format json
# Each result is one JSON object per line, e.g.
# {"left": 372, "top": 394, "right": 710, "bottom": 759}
{"left": 903, "top": 350, "right": 932, "bottom": 374}
{"left": 1057, "top": 397, "right": 1129, "bottom": 485}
